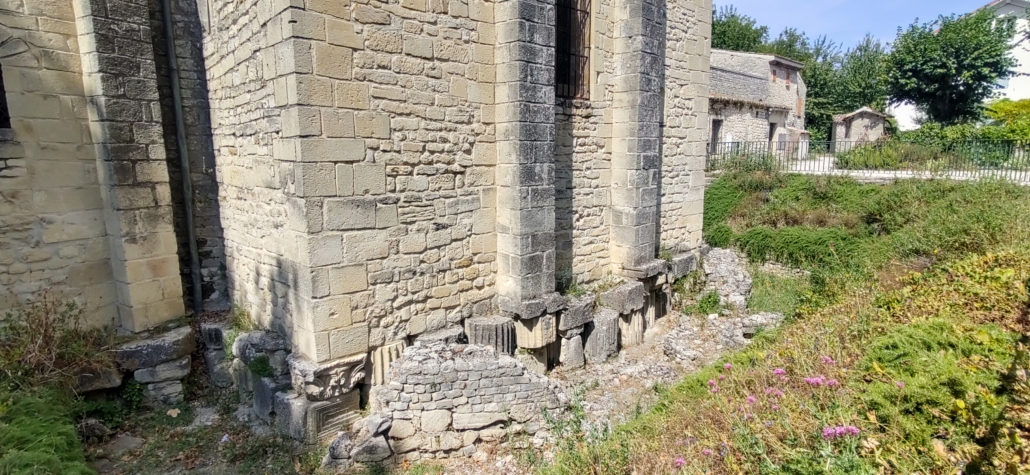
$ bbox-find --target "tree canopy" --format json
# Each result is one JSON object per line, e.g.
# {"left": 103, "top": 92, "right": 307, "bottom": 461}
{"left": 711, "top": 5, "right": 768, "bottom": 52}
{"left": 884, "top": 10, "right": 1018, "bottom": 124}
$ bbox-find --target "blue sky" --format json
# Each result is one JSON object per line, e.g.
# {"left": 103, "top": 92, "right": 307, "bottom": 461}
{"left": 717, "top": 0, "right": 993, "bottom": 49}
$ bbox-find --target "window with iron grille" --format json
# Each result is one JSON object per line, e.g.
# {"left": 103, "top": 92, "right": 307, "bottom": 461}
{"left": 555, "top": 0, "right": 590, "bottom": 99}
{"left": 0, "top": 67, "right": 10, "bottom": 129}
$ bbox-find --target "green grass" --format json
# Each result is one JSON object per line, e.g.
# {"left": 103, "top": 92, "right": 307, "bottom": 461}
{"left": 0, "top": 389, "right": 95, "bottom": 475}
{"left": 536, "top": 172, "right": 1030, "bottom": 475}
{"left": 747, "top": 270, "right": 809, "bottom": 317}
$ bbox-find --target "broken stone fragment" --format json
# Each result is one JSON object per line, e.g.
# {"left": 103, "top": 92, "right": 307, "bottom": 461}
{"left": 558, "top": 295, "right": 595, "bottom": 331}
{"left": 287, "top": 353, "right": 366, "bottom": 401}
{"left": 200, "top": 322, "right": 229, "bottom": 350}
{"left": 329, "top": 433, "right": 354, "bottom": 459}
{"left": 619, "top": 309, "right": 646, "bottom": 348}
{"left": 369, "top": 340, "right": 407, "bottom": 386}
{"left": 414, "top": 325, "right": 465, "bottom": 345}
{"left": 584, "top": 309, "right": 619, "bottom": 364}
{"left": 559, "top": 335, "right": 585, "bottom": 369}
{"left": 669, "top": 253, "right": 698, "bottom": 279}
{"left": 597, "top": 281, "right": 647, "bottom": 315}
{"left": 254, "top": 376, "right": 290, "bottom": 422}
{"left": 113, "top": 326, "right": 195, "bottom": 371}
{"left": 366, "top": 413, "right": 392, "bottom": 436}
{"left": 350, "top": 435, "right": 392, "bottom": 462}
{"left": 388, "top": 419, "right": 416, "bottom": 439}
{"left": 232, "top": 331, "right": 288, "bottom": 365}
{"left": 275, "top": 390, "right": 362, "bottom": 443}
{"left": 144, "top": 381, "right": 183, "bottom": 404}
{"left": 464, "top": 315, "right": 516, "bottom": 355}
{"left": 133, "top": 355, "right": 191, "bottom": 383}
{"left": 74, "top": 366, "right": 123, "bottom": 394}
{"left": 514, "top": 314, "right": 556, "bottom": 349}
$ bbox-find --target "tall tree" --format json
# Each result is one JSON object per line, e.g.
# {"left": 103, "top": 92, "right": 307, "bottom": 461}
{"left": 837, "top": 36, "right": 889, "bottom": 112}
{"left": 885, "top": 10, "right": 1018, "bottom": 124}
{"left": 711, "top": 5, "right": 768, "bottom": 52}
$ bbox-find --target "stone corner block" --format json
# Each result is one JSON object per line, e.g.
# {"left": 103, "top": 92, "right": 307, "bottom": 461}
{"left": 514, "top": 314, "right": 556, "bottom": 349}
{"left": 597, "top": 281, "right": 647, "bottom": 315}
{"left": 558, "top": 295, "right": 595, "bottom": 331}
{"left": 669, "top": 253, "right": 698, "bottom": 280}
{"left": 113, "top": 326, "right": 195, "bottom": 371}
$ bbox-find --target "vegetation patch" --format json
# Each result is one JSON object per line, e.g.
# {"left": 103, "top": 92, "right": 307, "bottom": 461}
{"left": 0, "top": 389, "right": 94, "bottom": 475}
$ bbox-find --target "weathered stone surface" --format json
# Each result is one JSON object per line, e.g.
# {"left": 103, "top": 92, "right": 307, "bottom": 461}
{"left": 415, "top": 325, "right": 465, "bottom": 345}
{"left": 559, "top": 335, "right": 585, "bottom": 369}
{"left": 232, "top": 331, "right": 289, "bottom": 364}
{"left": 670, "top": 253, "right": 698, "bottom": 279}
{"left": 144, "top": 381, "right": 183, "bottom": 404}
{"left": 703, "top": 248, "right": 753, "bottom": 310}
{"left": 452, "top": 412, "right": 507, "bottom": 430}
{"left": 619, "top": 309, "right": 645, "bottom": 348}
{"left": 389, "top": 419, "right": 416, "bottom": 439}
{"left": 421, "top": 410, "right": 451, "bottom": 432}
{"left": 328, "top": 433, "right": 354, "bottom": 459}
{"left": 74, "top": 367, "right": 123, "bottom": 393}
{"left": 204, "top": 350, "right": 233, "bottom": 388}
{"left": 514, "top": 314, "right": 556, "bottom": 349}
{"left": 231, "top": 358, "right": 253, "bottom": 396}
{"left": 288, "top": 353, "right": 366, "bottom": 401}
{"left": 350, "top": 435, "right": 392, "bottom": 462}
{"left": 254, "top": 377, "right": 290, "bottom": 422}
{"left": 200, "top": 322, "right": 229, "bottom": 350}
{"left": 369, "top": 340, "right": 406, "bottom": 386}
{"left": 133, "top": 355, "right": 191, "bottom": 383}
{"left": 597, "top": 281, "right": 647, "bottom": 315}
{"left": 584, "top": 309, "right": 619, "bottom": 364}
{"left": 113, "top": 327, "right": 195, "bottom": 371}
{"left": 516, "top": 351, "right": 547, "bottom": 375}
{"left": 465, "top": 315, "right": 516, "bottom": 355}
{"left": 559, "top": 295, "right": 595, "bottom": 331}
{"left": 366, "top": 413, "right": 392, "bottom": 436}
{"left": 275, "top": 390, "right": 362, "bottom": 443}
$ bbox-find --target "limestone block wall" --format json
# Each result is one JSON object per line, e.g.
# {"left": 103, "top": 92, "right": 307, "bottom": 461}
{"left": 151, "top": 0, "right": 229, "bottom": 311}
{"left": 203, "top": 0, "right": 301, "bottom": 337}
{"left": 0, "top": 2, "right": 119, "bottom": 327}
{"left": 659, "top": 0, "right": 709, "bottom": 254}
{"left": 554, "top": 0, "right": 616, "bottom": 289}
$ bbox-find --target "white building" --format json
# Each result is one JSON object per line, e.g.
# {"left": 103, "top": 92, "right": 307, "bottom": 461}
{"left": 890, "top": 0, "right": 1030, "bottom": 131}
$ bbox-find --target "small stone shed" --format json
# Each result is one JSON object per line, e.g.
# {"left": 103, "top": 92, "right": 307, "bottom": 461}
{"left": 831, "top": 106, "right": 888, "bottom": 148}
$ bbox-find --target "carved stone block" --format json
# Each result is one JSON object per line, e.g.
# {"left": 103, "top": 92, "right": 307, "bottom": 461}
{"left": 289, "top": 353, "right": 366, "bottom": 401}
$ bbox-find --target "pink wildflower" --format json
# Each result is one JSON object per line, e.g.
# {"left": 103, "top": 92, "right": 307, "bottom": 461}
{"left": 702, "top": 449, "right": 713, "bottom": 456}
{"left": 746, "top": 396, "right": 757, "bottom": 405}
{"left": 771, "top": 404, "right": 780, "bottom": 411}
{"left": 719, "top": 375, "right": 725, "bottom": 381}
{"left": 724, "top": 363, "right": 733, "bottom": 370}
{"left": 773, "top": 368, "right": 786, "bottom": 376}
{"left": 804, "top": 376, "right": 827, "bottom": 387}
{"left": 826, "top": 379, "right": 839, "bottom": 387}
{"left": 675, "top": 457, "right": 686, "bottom": 468}
{"left": 896, "top": 381, "right": 906, "bottom": 389}
{"left": 822, "top": 425, "right": 861, "bottom": 440}
{"left": 821, "top": 356, "right": 835, "bottom": 365}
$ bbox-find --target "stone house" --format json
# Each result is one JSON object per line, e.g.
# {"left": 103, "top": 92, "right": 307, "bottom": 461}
{"left": 1, "top": 0, "right": 711, "bottom": 442}
{"left": 831, "top": 106, "right": 887, "bottom": 149}
{"left": 708, "top": 48, "right": 806, "bottom": 148}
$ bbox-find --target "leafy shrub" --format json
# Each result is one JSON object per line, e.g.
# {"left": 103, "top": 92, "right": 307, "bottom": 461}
{"left": 735, "top": 226, "right": 859, "bottom": 268}
{"left": 248, "top": 355, "right": 274, "bottom": 379}
{"left": 702, "top": 178, "right": 745, "bottom": 247}
{"left": 0, "top": 389, "right": 95, "bottom": 475}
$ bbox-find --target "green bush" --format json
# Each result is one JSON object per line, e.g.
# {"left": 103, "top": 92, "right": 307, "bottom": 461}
{"left": 736, "top": 226, "right": 860, "bottom": 269}
{"left": 0, "top": 390, "right": 95, "bottom": 475}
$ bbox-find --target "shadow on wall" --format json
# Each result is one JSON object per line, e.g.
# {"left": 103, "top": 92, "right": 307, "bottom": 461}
{"left": 149, "top": 0, "right": 229, "bottom": 312}
{"left": 555, "top": 105, "right": 575, "bottom": 292}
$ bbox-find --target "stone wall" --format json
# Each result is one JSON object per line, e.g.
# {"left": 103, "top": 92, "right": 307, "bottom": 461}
{"left": 660, "top": 0, "right": 709, "bottom": 254}
{"left": 151, "top": 0, "right": 228, "bottom": 311}
{"left": 0, "top": 1, "right": 119, "bottom": 326}
{"left": 710, "top": 101, "right": 768, "bottom": 143}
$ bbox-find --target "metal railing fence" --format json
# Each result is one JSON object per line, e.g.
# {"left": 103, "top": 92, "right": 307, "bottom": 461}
{"left": 706, "top": 140, "right": 1030, "bottom": 184}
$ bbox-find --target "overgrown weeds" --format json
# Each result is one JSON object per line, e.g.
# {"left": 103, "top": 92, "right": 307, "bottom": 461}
{"left": 537, "top": 172, "right": 1030, "bottom": 475}
{"left": 0, "top": 292, "right": 115, "bottom": 391}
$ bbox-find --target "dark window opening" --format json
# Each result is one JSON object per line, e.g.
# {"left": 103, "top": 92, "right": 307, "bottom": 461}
{"left": 711, "top": 119, "right": 723, "bottom": 143}
{"left": 0, "top": 67, "right": 10, "bottom": 129}
{"left": 556, "top": 0, "right": 590, "bottom": 99}
{"left": 768, "top": 122, "right": 777, "bottom": 141}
